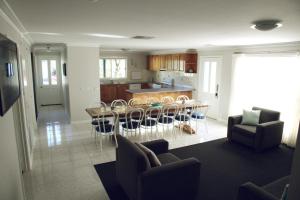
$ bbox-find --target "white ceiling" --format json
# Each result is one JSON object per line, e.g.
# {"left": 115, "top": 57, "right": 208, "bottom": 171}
{"left": 5, "top": 0, "right": 300, "bottom": 51}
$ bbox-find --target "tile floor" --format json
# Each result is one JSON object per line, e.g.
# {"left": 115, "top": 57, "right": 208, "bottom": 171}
{"left": 24, "top": 106, "right": 227, "bottom": 200}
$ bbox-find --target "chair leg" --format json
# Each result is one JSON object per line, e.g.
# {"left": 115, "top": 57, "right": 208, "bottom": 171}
{"left": 100, "top": 134, "right": 103, "bottom": 151}
{"left": 204, "top": 119, "right": 208, "bottom": 133}
{"left": 91, "top": 125, "right": 94, "bottom": 137}
{"left": 114, "top": 133, "right": 118, "bottom": 148}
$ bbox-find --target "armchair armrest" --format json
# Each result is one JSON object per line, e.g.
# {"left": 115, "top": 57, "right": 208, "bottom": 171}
{"left": 237, "top": 182, "right": 278, "bottom": 200}
{"left": 227, "top": 115, "right": 243, "bottom": 139}
{"left": 141, "top": 139, "right": 169, "bottom": 155}
{"left": 138, "top": 158, "right": 201, "bottom": 200}
{"left": 255, "top": 121, "right": 284, "bottom": 151}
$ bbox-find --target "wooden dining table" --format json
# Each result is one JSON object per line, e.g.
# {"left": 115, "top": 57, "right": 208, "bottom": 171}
{"left": 85, "top": 100, "right": 208, "bottom": 119}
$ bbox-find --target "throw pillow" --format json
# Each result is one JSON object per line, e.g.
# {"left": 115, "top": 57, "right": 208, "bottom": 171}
{"left": 241, "top": 109, "right": 261, "bottom": 125}
{"left": 135, "top": 143, "right": 161, "bottom": 167}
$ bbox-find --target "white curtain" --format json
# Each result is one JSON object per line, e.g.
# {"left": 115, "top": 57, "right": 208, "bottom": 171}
{"left": 229, "top": 53, "right": 300, "bottom": 147}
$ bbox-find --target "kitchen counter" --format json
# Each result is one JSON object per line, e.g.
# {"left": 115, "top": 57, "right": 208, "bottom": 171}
{"left": 125, "top": 85, "right": 193, "bottom": 102}
{"left": 126, "top": 86, "right": 194, "bottom": 94}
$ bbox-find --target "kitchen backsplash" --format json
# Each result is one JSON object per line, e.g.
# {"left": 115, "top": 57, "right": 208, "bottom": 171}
{"left": 154, "top": 71, "right": 197, "bottom": 88}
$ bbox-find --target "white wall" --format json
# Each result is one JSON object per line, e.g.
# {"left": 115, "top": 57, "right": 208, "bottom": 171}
{"left": 99, "top": 51, "right": 153, "bottom": 84}
{"left": 68, "top": 46, "right": 100, "bottom": 123}
{"left": 61, "top": 47, "right": 70, "bottom": 119}
{"left": 0, "top": 111, "right": 25, "bottom": 200}
{"left": 0, "top": 5, "right": 36, "bottom": 200}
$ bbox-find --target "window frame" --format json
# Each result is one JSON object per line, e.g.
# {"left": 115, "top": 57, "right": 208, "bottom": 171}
{"left": 40, "top": 58, "right": 59, "bottom": 87}
{"left": 99, "top": 57, "right": 128, "bottom": 80}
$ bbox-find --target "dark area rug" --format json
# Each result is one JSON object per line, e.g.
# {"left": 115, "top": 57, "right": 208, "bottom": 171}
{"left": 94, "top": 138, "right": 294, "bottom": 200}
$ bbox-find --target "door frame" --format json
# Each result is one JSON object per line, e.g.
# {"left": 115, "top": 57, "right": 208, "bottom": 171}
{"left": 34, "top": 53, "right": 63, "bottom": 110}
{"left": 197, "top": 55, "right": 223, "bottom": 120}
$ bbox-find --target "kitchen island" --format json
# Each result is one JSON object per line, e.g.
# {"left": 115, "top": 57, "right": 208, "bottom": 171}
{"left": 125, "top": 86, "right": 193, "bottom": 102}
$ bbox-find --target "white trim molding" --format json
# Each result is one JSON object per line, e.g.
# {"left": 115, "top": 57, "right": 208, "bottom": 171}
{"left": 0, "top": 0, "right": 32, "bottom": 44}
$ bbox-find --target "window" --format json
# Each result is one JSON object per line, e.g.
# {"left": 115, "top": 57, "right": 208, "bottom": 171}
{"left": 203, "top": 61, "right": 217, "bottom": 93}
{"left": 230, "top": 54, "right": 300, "bottom": 147}
{"left": 99, "top": 58, "right": 127, "bottom": 79}
{"left": 41, "top": 59, "right": 58, "bottom": 86}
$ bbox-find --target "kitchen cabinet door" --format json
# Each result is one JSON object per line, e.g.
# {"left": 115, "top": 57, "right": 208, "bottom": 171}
{"left": 160, "top": 55, "right": 167, "bottom": 70}
{"left": 147, "top": 55, "right": 154, "bottom": 71}
{"left": 179, "top": 54, "right": 185, "bottom": 71}
{"left": 172, "top": 54, "right": 180, "bottom": 71}
{"left": 116, "top": 84, "right": 129, "bottom": 100}
{"left": 100, "top": 84, "right": 117, "bottom": 103}
{"left": 166, "top": 55, "right": 173, "bottom": 70}
{"left": 185, "top": 53, "right": 198, "bottom": 73}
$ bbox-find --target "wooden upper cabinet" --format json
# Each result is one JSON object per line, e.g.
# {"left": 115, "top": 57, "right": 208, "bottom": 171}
{"left": 154, "top": 55, "right": 161, "bottom": 71}
{"left": 166, "top": 55, "right": 173, "bottom": 70}
{"left": 172, "top": 54, "right": 180, "bottom": 71}
{"left": 147, "top": 53, "right": 198, "bottom": 73}
{"left": 160, "top": 55, "right": 167, "bottom": 70}
{"left": 147, "top": 55, "right": 154, "bottom": 71}
{"left": 184, "top": 53, "right": 198, "bottom": 73}
{"left": 179, "top": 54, "right": 185, "bottom": 71}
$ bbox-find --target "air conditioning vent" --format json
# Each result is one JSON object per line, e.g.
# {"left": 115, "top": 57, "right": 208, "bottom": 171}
{"left": 131, "top": 36, "right": 155, "bottom": 40}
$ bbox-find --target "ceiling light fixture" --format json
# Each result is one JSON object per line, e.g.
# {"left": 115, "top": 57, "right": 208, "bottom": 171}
{"left": 86, "top": 33, "right": 127, "bottom": 38}
{"left": 251, "top": 20, "right": 283, "bottom": 31}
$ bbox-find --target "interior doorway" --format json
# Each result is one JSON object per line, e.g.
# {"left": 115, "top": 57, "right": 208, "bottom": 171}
{"left": 35, "top": 54, "right": 63, "bottom": 108}
{"left": 198, "top": 56, "right": 222, "bottom": 119}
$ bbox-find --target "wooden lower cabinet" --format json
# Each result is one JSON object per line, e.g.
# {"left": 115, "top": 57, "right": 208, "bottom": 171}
{"left": 100, "top": 84, "right": 129, "bottom": 103}
{"left": 116, "top": 84, "right": 129, "bottom": 100}
{"left": 100, "top": 84, "right": 116, "bottom": 103}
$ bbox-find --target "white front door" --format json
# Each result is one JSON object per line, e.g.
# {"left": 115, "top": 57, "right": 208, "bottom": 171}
{"left": 37, "top": 55, "right": 62, "bottom": 106}
{"left": 198, "top": 56, "right": 222, "bottom": 119}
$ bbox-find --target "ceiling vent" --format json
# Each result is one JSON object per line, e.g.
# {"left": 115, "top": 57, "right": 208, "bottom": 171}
{"left": 251, "top": 20, "right": 282, "bottom": 31}
{"left": 131, "top": 36, "right": 155, "bottom": 40}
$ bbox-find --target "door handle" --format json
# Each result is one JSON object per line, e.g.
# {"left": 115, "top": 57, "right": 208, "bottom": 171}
{"left": 215, "top": 84, "right": 219, "bottom": 98}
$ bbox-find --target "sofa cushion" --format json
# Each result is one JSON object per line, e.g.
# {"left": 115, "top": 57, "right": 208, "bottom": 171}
{"left": 135, "top": 143, "right": 161, "bottom": 167}
{"left": 252, "top": 107, "right": 280, "bottom": 124}
{"left": 122, "top": 121, "right": 140, "bottom": 129}
{"left": 233, "top": 124, "right": 257, "bottom": 136}
{"left": 262, "top": 176, "right": 290, "bottom": 199}
{"left": 157, "top": 153, "right": 181, "bottom": 165}
{"left": 241, "top": 110, "right": 261, "bottom": 126}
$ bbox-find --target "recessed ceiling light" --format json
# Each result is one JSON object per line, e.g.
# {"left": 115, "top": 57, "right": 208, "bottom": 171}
{"left": 86, "top": 33, "right": 127, "bottom": 38}
{"left": 250, "top": 20, "right": 283, "bottom": 31}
